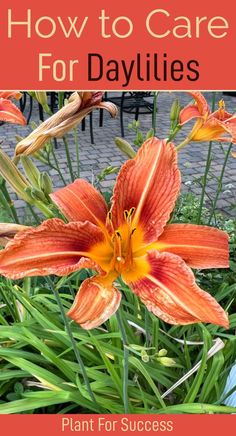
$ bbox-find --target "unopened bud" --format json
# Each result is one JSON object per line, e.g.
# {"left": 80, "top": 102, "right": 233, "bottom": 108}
{"left": 158, "top": 348, "right": 168, "bottom": 357}
{"left": 26, "top": 187, "right": 46, "bottom": 202}
{"left": 21, "top": 156, "right": 41, "bottom": 189}
{"left": 35, "top": 92, "right": 52, "bottom": 115}
{"left": 157, "top": 357, "right": 176, "bottom": 367}
{"left": 40, "top": 172, "right": 53, "bottom": 195}
{"left": 115, "top": 137, "right": 136, "bottom": 158}
{"left": 0, "top": 150, "right": 32, "bottom": 203}
{"left": 141, "top": 350, "right": 150, "bottom": 363}
{"left": 170, "top": 99, "right": 181, "bottom": 122}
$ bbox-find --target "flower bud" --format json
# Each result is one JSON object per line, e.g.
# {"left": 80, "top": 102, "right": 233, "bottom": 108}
{"left": 26, "top": 187, "right": 47, "bottom": 202}
{"left": 0, "top": 150, "right": 33, "bottom": 203}
{"left": 158, "top": 348, "right": 168, "bottom": 357}
{"left": 40, "top": 172, "right": 53, "bottom": 195}
{"left": 170, "top": 99, "right": 181, "bottom": 122}
{"left": 20, "top": 156, "right": 41, "bottom": 189}
{"left": 115, "top": 137, "right": 136, "bottom": 158}
{"left": 35, "top": 92, "right": 52, "bottom": 115}
{"left": 141, "top": 350, "right": 150, "bottom": 363}
{"left": 157, "top": 357, "right": 176, "bottom": 367}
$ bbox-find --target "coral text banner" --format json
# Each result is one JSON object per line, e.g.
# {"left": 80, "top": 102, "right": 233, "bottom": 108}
{"left": 0, "top": 0, "right": 236, "bottom": 89}
{"left": 0, "top": 414, "right": 236, "bottom": 435}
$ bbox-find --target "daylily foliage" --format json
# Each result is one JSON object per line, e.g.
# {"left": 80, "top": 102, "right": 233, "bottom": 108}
{"left": 0, "top": 138, "right": 229, "bottom": 330}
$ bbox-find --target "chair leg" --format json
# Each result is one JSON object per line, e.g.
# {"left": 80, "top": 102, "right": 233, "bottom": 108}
{"left": 38, "top": 103, "right": 44, "bottom": 121}
{"left": 26, "top": 96, "right": 33, "bottom": 124}
{"left": 120, "top": 92, "right": 125, "bottom": 137}
{"left": 81, "top": 118, "right": 86, "bottom": 131}
{"left": 135, "top": 105, "right": 140, "bottom": 121}
{"left": 99, "top": 108, "right": 104, "bottom": 127}
{"left": 90, "top": 112, "right": 94, "bottom": 144}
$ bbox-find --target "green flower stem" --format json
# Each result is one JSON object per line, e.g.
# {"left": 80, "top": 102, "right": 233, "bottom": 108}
{"left": 51, "top": 145, "right": 67, "bottom": 186}
{"left": 46, "top": 277, "right": 96, "bottom": 404}
{"left": 197, "top": 140, "right": 213, "bottom": 224}
{"left": 74, "top": 127, "right": 80, "bottom": 178}
{"left": 0, "top": 180, "right": 19, "bottom": 223}
{"left": 116, "top": 309, "right": 130, "bottom": 413}
{"left": 167, "top": 125, "right": 182, "bottom": 144}
{"left": 63, "top": 136, "right": 74, "bottom": 183}
{"left": 34, "top": 201, "right": 55, "bottom": 219}
{"left": 208, "top": 142, "right": 233, "bottom": 225}
{"left": 27, "top": 204, "right": 41, "bottom": 224}
{"left": 175, "top": 136, "right": 191, "bottom": 151}
{"left": 197, "top": 92, "right": 217, "bottom": 224}
{"left": 23, "top": 277, "right": 31, "bottom": 296}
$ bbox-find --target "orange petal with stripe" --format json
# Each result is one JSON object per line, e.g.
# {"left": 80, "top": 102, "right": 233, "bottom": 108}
{"left": 0, "top": 218, "right": 104, "bottom": 279}
{"left": 111, "top": 138, "right": 181, "bottom": 243}
{"left": 51, "top": 179, "right": 108, "bottom": 225}
{"left": 0, "top": 91, "right": 22, "bottom": 100}
{"left": 179, "top": 92, "right": 209, "bottom": 124}
{"left": 158, "top": 224, "right": 229, "bottom": 269}
{"left": 179, "top": 104, "right": 203, "bottom": 125}
{"left": 0, "top": 98, "right": 26, "bottom": 125}
{"left": 67, "top": 276, "right": 121, "bottom": 329}
{"left": 129, "top": 251, "right": 228, "bottom": 328}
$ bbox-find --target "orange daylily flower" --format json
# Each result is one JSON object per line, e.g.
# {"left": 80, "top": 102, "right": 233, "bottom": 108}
{"left": 179, "top": 91, "right": 236, "bottom": 146}
{"left": 0, "top": 138, "right": 229, "bottom": 329}
{"left": 0, "top": 91, "right": 26, "bottom": 125}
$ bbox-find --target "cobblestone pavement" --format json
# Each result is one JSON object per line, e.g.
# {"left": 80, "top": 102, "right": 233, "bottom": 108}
{"left": 1, "top": 91, "right": 236, "bottom": 221}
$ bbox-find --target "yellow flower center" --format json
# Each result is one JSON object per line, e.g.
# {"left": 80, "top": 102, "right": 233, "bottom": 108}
{"left": 89, "top": 207, "right": 150, "bottom": 282}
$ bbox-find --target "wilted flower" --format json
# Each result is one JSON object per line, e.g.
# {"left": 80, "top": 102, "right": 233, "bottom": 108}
{"left": 15, "top": 92, "right": 118, "bottom": 157}
{"left": 0, "top": 138, "right": 229, "bottom": 330}
{"left": 0, "top": 223, "right": 28, "bottom": 246}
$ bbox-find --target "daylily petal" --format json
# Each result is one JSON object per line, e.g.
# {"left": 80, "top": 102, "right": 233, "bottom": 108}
{"left": 0, "top": 218, "right": 105, "bottom": 279}
{"left": 188, "top": 117, "right": 226, "bottom": 142}
{"left": 210, "top": 109, "right": 233, "bottom": 122}
{"left": 0, "top": 91, "right": 22, "bottom": 100}
{"left": 188, "top": 91, "right": 210, "bottom": 116}
{"left": 0, "top": 98, "right": 26, "bottom": 125}
{"left": 51, "top": 179, "right": 108, "bottom": 225}
{"left": 157, "top": 224, "right": 229, "bottom": 269}
{"left": 223, "top": 116, "right": 236, "bottom": 143}
{"left": 179, "top": 104, "right": 203, "bottom": 125}
{"left": 111, "top": 138, "right": 181, "bottom": 243}
{"left": 129, "top": 251, "right": 228, "bottom": 327}
{"left": 67, "top": 275, "right": 121, "bottom": 329}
